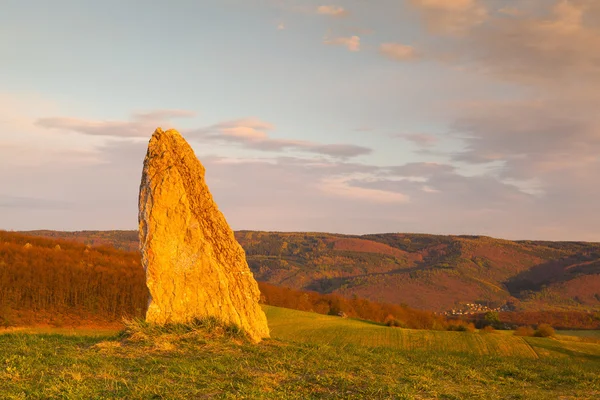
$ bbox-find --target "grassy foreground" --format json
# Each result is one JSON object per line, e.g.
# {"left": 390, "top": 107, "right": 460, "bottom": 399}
{"left": 0, "top": 307, "right": 598, "bottom": 399}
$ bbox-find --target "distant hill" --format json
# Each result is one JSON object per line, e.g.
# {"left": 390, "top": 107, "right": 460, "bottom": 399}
{"left": 0, "top": 231, "right": 447, "bottom": 330}
{"left": 20, "top": 230, "right": 140, "bottom": 252}
{"left": 20, "top": 230, "right": 600, "bottom": 313}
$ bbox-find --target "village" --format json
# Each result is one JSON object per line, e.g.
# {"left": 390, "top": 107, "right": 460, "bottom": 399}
{"left": 444, "top": 302, "right": 515, "bottom": 316}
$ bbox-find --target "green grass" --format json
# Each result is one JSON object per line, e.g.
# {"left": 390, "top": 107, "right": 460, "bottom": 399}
{"left": 265, "top": 306, "right": 600, "bottom": 360}
{"left": 557, "top": 330, "right": 600, "bottom": 338}
{"left": 1, "top": 326, "right": 121, "bottom": 337}
{"left": 0, "top": 306, "right": 598, "bottom": 399}
{"left": 266, "top": 307, "right": 540, "bottom": 357}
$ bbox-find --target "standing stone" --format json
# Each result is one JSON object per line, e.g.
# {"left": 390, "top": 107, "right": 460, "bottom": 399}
{"left": 138, "top": 128, "right": 269, "bottom": 342}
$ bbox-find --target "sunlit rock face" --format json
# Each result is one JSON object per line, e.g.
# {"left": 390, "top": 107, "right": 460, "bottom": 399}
{"left": 138, "top": 128, "right": 269, "bottom": 342}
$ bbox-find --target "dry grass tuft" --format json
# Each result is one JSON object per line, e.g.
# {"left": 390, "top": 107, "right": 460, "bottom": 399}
{"left": 92, "top": 341, "right": 122, "bottom": 351}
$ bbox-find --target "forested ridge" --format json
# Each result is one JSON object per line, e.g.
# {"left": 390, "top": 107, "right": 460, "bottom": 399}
{"left": 22, "top": 229, "right": 600, "bottom": 313}
{"left": 0, "top": 231, "right": 444, "bottom": 328}
{"left": 2, "top": 231, "right": 599, "bottom": 329}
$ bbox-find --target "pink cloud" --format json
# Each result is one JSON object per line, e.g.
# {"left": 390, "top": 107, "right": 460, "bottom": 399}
{"left": 132, "top": 109, "right": 196, "bottom": 121}
{"left": 318, "top": 177, "right": 410, "bottom": 204}
{"left": 396, "top": 133, "right": 438, "bottom": 147}
{"left": 35, "top": 109, "right": 198, "bottom": 138}
{"left": 317, "top": 5, "right": 349, "bottom": 17}
{"left": 196, "top": 117, "right": 371, "bottom": 159}
{"left": 409, "top": 0, "right": 487, "bottom": 34}
{"left": 323, "top": 36, "right": 360, "bottom": 51}
{"left": 379, "top": 43, "right": 418, "bottom": 61}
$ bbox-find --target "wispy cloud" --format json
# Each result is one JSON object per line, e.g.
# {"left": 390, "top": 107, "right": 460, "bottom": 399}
{"left": 194, "top": 117, "right": 372, "bottom": 159}
{"left": 323, "top": 36, "right": 360, "bottom": 51}
{"left": 379, "top": 43, "right": 418, "bottom": 61}
{"left": 395, "top": 133, "right": 438, "bottom": 147}
{"left": 317, "top": 5, "right": 349, "bottom": 17}
{"left": 35, "top": 111, "right": 371, "bottom": 160}
{"left": 408, "top": 0, "right": 487, "bottom": 34}
{"left": 35, "top": 109, "right": 196, "bottom": 138}
{"left": 497, "top": 7, "right": 522, "bottom": 17}
{"left": 36, "top": 117, "right": 152, "bottom": 137}
{"left": 132, "top": 109, "right": 196, "bottom": 121}
{"left": 318, "top": 176, "right": 409, "bottom": 203}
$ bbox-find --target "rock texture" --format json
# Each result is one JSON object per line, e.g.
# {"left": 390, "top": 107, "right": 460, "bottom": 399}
{"left": 138, "top": 128, "right": 269, "bottom": 342}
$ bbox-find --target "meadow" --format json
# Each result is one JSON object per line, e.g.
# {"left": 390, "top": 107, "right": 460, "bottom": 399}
{"left": 0, "top": 306, "right": 598, "bottom": 399}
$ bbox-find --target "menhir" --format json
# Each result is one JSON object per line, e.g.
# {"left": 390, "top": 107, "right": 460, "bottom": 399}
{"left": 138, "top": 127, "right": 269, "bottom": 342}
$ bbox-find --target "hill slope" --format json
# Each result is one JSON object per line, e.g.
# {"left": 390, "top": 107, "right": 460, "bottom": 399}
{"left": 0, "top": 306, "right": 599, "bottom": 399}
{"left": 21, "top": 230, "right": 600, "bottom": 312}
{"left": 264, "top": 306, "right": 600, "bottom": 359}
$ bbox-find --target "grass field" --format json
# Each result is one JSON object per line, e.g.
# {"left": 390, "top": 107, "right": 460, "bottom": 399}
{"left": 265, "top": 306, "right": 600, "bottom": 360}
{"left": 0, "top": 306, "right": 598, "bottom": 399}
{"left": 557, "top": 330, "right": 600, "bottom": 338}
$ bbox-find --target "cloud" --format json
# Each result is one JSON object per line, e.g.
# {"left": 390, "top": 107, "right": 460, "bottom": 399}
{"left": 460, "top": 0, "right": 600, "bottom": 86}
{"left": 36, "top": 117, "right": 152, "bottom": 137}
{"left": 211, "top": 117, "right": 273, "bottom": 140}
{"left": 203, "top": 155, "right": 571, "bottom": 238}
{"left": 451, "top": 97, "right": 600, "bottom": 180}
{"left": 0, "top": 93, "right": 107, "bottom": 167}
{"left": 344, "top": 27, "right": 374, "bottom": 35}
{"left": 317, "top": 5, "right": 349, "bottom": 17}
{"left": 34, "top": 110, "right": 371, "bottom": 160}
{"left": 409, "top": 0, "right": 488, "bottom": 34}
{"left": 318, "top": 177, "right": 409, "bottom": 203}
{"left": 132, "top": 109, "right": 196, "bottom": 121}
{"left": 323, "top": 36, "right": 360, "bottom": 51}
{"left": 389, "top": 162, "right": 455, "bottom": 178}
{"left": 402, "top": 0, "right": 600, "bottom": 240}
{"left": 396, "top": 133, "right": 437, "bottom": 146}
{"left": 35, "top": 109, "right": 197, "bottom": 138}
{"left": 497, "top": 7, "right": 522, "bottom": 17}
{"left": 408, "top": 0, "right": 600, "bottom": 187}
{"left": 379, "top": 43, "right": 418, "bottom": 61}
{"left": 349, "top": 164, "right": 533, "bottom": 210}
{"left": 4, "top": 114, "right": 597, "bottom": 239}
{"left": 309, "top": 144, "right": 372, "bottom": 158}
{"left": 194, "top": 117, "right": 372, "bottom": 159}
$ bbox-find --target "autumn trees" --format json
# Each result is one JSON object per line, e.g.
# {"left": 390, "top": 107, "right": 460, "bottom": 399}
{"left": 257, "top": 281, "right": 447, "bottom": 330}
{"left": 0, "top": 231, "right": 147, "bottom": 326}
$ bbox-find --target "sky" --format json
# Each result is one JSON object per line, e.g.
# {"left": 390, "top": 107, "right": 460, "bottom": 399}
{"left": 1, "top": 0, "right": 599, "bottom": 241}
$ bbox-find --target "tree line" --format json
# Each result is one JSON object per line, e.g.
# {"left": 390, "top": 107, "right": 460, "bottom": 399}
{"left": 0, "top": 231, "right": 448, "bottom": 329}
{"left": 1, "top": 231, "right": 597, "bottom": 330}
{"left": 0, "top": 231, "right": 147, "bottom": 326}
{"left": 257, "top": 281, "right": 448, "bottom": 329}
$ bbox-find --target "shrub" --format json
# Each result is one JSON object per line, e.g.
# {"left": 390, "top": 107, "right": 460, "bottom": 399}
{"left": 514, "top": 326, "right": 535, "bottom": 336}
{"left": 534, "top": 323, "right": 555, "bottom": 338}
{"left": 447, "top": 321, "right": 474, "bottom": 332}
{"left": 484, "top": 311, "right": 500, "bottom": 324}
{"left": 481, "top": 325, "right": 495, "bottom": 333}
{"left": 385, "top": 318, "right": 403, "bottom": 328}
